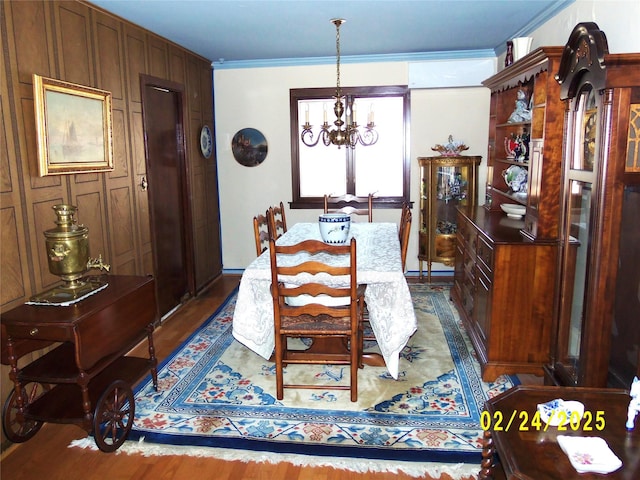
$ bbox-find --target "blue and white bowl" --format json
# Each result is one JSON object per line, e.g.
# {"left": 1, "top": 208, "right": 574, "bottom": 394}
{"left": 319, "top": 213, "right": 350, "bottom": 244}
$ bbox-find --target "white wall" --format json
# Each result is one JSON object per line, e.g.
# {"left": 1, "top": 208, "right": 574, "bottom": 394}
{"left": 529, "top": 0, "right": 640, "bottom": 54}
{"left": 214, "top": 0, "right": 638, "bottom": 273}
{"left": 215, "top": 61, "right": 489, "bottom": 272}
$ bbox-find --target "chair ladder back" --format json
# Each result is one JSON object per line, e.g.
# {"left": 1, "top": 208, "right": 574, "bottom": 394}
{"left": 399, "top": 207, "right": 412, "bottom": 272}
{"left": 253, "top": 211, "right": 270, "bottom": 257}
{"left": 268, "top": 237, "right": 363, "bottom": 401}
{"left": 323, "top": 193, "right": 373, "bottom": 222}
{"left": 268, "top": 201, "right": 287, "bottom": 239}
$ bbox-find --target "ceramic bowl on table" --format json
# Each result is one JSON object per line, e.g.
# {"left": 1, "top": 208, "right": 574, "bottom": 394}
{"left": 319, "top": 213, "right": 350, "bottom": 244}
{"left": 500, "top": 203, "right": 526, "bottom": 219}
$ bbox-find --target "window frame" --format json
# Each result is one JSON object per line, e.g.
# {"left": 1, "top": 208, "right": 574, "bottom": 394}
{"left": 289, "top": 85, "right": 410, "bottom": 209}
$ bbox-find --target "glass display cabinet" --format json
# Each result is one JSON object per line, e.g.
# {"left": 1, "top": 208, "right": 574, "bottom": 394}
{"left": 546, "top": 22, "right": 640, "bottom": 388}
{"left": 418, "top": 155, "right": 481, "bottom": 281}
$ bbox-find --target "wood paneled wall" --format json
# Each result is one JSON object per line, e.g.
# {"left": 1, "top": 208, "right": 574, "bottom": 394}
{"left": 0, "top": 0, "right": 222, "bottom": 445}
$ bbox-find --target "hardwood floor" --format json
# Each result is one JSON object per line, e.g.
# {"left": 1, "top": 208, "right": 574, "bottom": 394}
{"left": 0, "top": 274, "right": 497, "bottom": 480}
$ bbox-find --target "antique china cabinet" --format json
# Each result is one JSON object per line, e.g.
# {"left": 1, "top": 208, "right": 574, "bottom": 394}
{"left": 451, "top": 47, "right": 565, "bottom": 381}
{"left": 418, "top": 156, "right": 481, "bottom": 281}
{"left": 544, "top": 23, "right": 640, "bottom": 388}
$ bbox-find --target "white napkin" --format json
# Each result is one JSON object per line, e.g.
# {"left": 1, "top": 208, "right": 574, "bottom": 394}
{"left": 557, "top": 435, "right": 622, "bottom": 474}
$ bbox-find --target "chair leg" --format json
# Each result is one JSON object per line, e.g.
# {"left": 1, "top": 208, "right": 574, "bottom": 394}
{"left": 275, "top": 333, "right": 284, "bottom": 400}
{"left": 351, "top": 331, "right": 358, "bottom": 402}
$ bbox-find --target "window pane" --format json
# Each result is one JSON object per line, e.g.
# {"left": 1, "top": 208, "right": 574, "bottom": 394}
{"left": 298, "top": 100, "right": 346, "bottom": 196}
{"left": 354, "top": 96, "right": 404, "bottom": 196}
{"left": 291, "top": 86, "right": 409, "bottom": 207}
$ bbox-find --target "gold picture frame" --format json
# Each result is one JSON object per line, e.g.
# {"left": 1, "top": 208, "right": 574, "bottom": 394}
{"left": 33, "top": 74, "right": 114, "bottom": 176}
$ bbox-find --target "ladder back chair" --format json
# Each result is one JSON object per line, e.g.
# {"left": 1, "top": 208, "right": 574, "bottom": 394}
{"left": 323, "top": 194, "right": 373, "bottom": 222}
{"left": 253, "top": 211, "right": 270, "bottom": 257}
{"left": 398, "top": 202, "right": 412, "bottom": 271}
{"left": 268, "top": 201, "right": 287, "bottom": 239}
{"left": 269, "top": 237, "right": 364, "bottom": 402}
{"left": 399, "top": 203, "right": 412, "bottom": 272}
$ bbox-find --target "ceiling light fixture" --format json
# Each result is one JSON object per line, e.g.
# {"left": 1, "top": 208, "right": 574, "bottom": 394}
{"left": 300, "top": 19, "right": 378, "bottom": 149}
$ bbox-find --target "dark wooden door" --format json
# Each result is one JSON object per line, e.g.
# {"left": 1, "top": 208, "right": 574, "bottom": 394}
{"left": 140, "top": 76, "right": 194, "bottom": 318}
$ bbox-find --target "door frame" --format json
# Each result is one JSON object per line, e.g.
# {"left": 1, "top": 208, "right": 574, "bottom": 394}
{"left": 139, "top": 74, "right": 196, "bottom": 307}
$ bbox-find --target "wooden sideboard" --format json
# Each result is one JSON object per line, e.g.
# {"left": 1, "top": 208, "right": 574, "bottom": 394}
{"left": 452, "top": 207, "right": 557, "bottom": 381}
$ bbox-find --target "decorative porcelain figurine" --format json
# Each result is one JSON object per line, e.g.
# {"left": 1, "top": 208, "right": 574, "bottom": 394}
{"left": 431, "top": 134, "right": 469, "bottom": 156}
{"left": 626, "top": 376, "right": 640, "bottom": 430}
{"left": 507, "top": 89, "right": 532, "bottom": 123}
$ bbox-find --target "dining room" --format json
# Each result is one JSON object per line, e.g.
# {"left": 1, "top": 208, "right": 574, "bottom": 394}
{"left": 2, "top": 1, "right": 639, "bottom": 479}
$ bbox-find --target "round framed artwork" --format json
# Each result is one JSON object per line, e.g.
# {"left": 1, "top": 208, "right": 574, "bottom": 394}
{"left": 231, "top": 128, "right": 267, "bottom": 167}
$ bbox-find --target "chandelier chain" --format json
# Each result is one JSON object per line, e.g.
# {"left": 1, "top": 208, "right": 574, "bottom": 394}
{"left": 335, "top": 19, "right": 341, "bottom": 99}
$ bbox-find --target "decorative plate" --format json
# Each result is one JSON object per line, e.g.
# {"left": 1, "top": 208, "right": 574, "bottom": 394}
{"left": 503, "top": 164, "right": 528, "bottom": 192}
{"left": 537, "top": 398, "right": 585, "bottom": 426}
{"left": 200, "top": 125, "right": 213, "bottom": 158}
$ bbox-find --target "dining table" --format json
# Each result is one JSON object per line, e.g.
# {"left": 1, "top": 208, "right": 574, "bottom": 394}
{"left": 232, "top": 222, "right": 417, "bottom": 379}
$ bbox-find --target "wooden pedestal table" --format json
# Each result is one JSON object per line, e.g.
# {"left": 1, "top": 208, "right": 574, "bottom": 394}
{"left": 1, "top": 275, "right": 159, "bottom": 452}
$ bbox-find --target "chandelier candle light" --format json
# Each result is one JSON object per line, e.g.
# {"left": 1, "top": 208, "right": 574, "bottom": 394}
{"left": 300, "top": 19, "right": 378, "bottom": 149}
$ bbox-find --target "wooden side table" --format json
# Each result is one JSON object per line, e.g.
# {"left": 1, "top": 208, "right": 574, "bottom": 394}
{"left": 1, "top": 275, "right": 159, "bottom": 451}
{"left": 480, "top": 385, "right": 639, "bottom": 479}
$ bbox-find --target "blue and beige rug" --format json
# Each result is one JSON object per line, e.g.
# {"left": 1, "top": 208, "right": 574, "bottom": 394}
{"left": 73, "top": 284, "right": 517, "bottom": 478}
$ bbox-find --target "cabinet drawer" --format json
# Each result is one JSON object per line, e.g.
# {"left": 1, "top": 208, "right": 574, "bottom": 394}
{"left": 6, "top": 324, "right": 73, "bottom": 343}
{"left": 456, "top": 213, "right": 477, "bottom": 251}
{"left": 476, "top": 234, "right": 494, "bottom": 277}
{"left": 463, "top": 249, "right": 476, "bottom": 280}
{"left": 461, "top": 275, "right": 475, "bottom": 317}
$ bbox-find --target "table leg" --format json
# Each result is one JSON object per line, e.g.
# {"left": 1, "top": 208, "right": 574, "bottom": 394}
{"left": 146, "top": 325, "right": 158, "bottom": 390}
{"left": 479, "top": 429, "right": 496, "bottom": 480}
{"left": 78, "top": 372, "right": 93, "bottom": 431}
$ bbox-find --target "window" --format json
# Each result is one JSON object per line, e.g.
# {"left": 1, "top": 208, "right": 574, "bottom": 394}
{"left": 289, "top": 86, "right": 410, "bottom": 209}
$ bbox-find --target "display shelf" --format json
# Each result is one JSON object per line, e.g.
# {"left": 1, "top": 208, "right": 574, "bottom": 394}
{"left": 417, "top": 155, "right": 481, "bottom": 282}
{"left": 451, "top": 46, "right": 564, "bottom": 381}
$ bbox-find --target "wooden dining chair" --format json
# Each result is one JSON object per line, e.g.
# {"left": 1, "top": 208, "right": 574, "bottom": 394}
{"left": 253, "top": 211, "right": 270, "bottom": 257}
{"left": 269, "top": 237, "right": 364, "bottom": 402}
{"left": 398, "top": 202, "right": 410, "bottom": 242}
{"left": 324, "top": 193, "right": 373, "bottom": 222}
{"left": 268, "top": 201, "right": 287, "bottom": 239}
{"left": 399, "top": 206, "right": 412, "bottom": 272}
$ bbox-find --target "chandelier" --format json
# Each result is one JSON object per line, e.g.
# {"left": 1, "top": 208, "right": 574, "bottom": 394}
{"left": 300, "top": 19, "right": 378, "bottom": 149}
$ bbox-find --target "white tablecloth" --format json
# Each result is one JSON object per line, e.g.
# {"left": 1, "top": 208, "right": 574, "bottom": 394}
{"left": 232, "top": 222, "right": 417, "bottom": 379}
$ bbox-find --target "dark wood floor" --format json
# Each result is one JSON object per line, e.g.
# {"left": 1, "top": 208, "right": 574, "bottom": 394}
{"left": 0, "top": 274, "right": 509, "bottom": 479}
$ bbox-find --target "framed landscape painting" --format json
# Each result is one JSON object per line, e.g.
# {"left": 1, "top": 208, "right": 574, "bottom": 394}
{"left": 33, "top": 74, "right": 114, "bottom": 176}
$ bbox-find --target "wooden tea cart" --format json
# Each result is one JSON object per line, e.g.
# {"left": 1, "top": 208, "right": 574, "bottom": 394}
{"left": 1, "top": 275, "right": 158, "bottom": 452}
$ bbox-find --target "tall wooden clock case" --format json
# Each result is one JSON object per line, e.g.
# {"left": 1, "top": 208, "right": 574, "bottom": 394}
{"left": 545, "top": 23, "right": 640, "bottom": 388}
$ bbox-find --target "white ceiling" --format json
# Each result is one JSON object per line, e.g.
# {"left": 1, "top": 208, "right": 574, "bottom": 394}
{"left": 89, "top": 0, "right": 574, "bottom": 66}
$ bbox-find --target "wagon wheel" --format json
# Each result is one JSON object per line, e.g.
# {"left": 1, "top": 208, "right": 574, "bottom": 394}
{"left": 93, "top": 380, "right": 134, "bottom": 452}
{"left": 2, "top": 382, "right": 49, "bottom": 442}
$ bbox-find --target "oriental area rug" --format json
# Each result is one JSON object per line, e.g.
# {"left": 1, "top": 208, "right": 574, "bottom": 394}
{"left": 71, "top": 284, "right": 518, "bottom": 478}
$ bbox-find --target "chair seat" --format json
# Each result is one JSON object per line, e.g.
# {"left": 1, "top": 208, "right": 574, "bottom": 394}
{"left": 280, "top": 314, "right": 352, "bottom": 334}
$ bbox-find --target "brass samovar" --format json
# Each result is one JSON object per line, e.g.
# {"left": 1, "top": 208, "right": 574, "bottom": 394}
{"left": 30, "top": 204, "right": 110, "bottom": 304}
